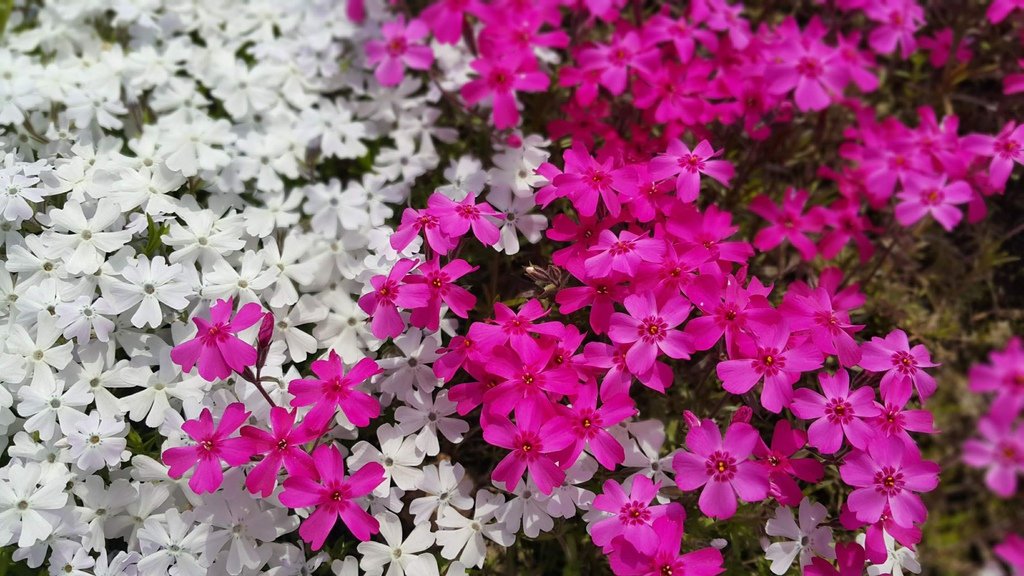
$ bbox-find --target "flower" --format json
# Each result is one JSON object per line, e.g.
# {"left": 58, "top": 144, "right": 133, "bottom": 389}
{"left": 840, "top": 438, "right": 940, "bottom": 528}
{"left": 791, "top": 370, "right": 880, "bottom": 454}
{"left": 716, "top": 323, "right": 823, "bottom": 413}
{"left": 607, "top": 503, "right": 725, "bottom": 576}
{"left": 162, "top": 403, "right": 254, "bottom": 494}
{"left": 588, "top": 475, "right": 666, "bottom": 553}
{"left": 607, "top": 292, "right": 693, "bottom": 376}
{"left": 365, "top": 17, "right": 434, "bottom": 87}
{"left": 649, "top": 139, "right": 734, "bottom": 201}
{"left": 672, "top": 419, "right": 769, "bottom": 519}
{"left": 461, "top": 51, "right": 550, "bottom": 129}
{"left": 289, "top": 351, "right": 382, "bottom": 430}
{"left": 357, "top": 258, "right": 432, "bottom": 339}
{"left": 962, "top": 403, "right": 1024, "bottom": 498}
{"left": 858, "top": 329, "right": 938, "bottom": 403}
{"left": 763, "top": 498, "right": 835, "bottom": 574}
{"left": 894, "top": 176, "right": 973, "bottom": 231}
{"left": 279, "top": 444, "right": 384, "bottom": 549}
{"left": 170, "top": 298, "right": 265, "bottom": 382}
{"left": 357, "top": 511, "right": 437, "bottom": 576}
{"left": 240, "top": 407, "right": 319, "bottom": 497}
{"left": 484, "top": 404, "right": 575, "bottom": 495}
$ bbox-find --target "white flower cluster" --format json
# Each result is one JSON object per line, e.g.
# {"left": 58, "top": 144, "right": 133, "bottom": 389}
{"left": 0, "top": 0, "right": 573, "bottom": 575}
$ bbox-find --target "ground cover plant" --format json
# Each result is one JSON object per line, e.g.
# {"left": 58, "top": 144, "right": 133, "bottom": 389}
{"left": 0, "top": 0, "right": 1023, "bottom": 575}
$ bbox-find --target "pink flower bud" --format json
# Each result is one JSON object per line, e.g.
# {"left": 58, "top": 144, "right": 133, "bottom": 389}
{"left": 731, "top": 406, "right": 753, "bottom": 424}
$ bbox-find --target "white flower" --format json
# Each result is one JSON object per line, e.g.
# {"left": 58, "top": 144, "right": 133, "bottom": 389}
{"left": 105, "top": 255, "right": 192, "bottom": 329}
{"left": 93, "top": 550, "right": 141, "bottom": 576}
{"left": 764, "top": 498, "right": 835, "bottom": 575}
{"left": 358, "top": 511, "right": 438, "bottom": 576}
{"left": 437, "top": 155, "right": 486, "bottom": 200}
{"left": 121, "top": 352, "right": 205, "bottom": 427}
{"left": 270, "top": 296, "right": 326, "bottom": 363}
{"left": 138, "top": 508, "right": 228, "bottom": 576}
{"left": 349, "top": 423, "right": 425, "bottom": 497}
{"left": 7, "top": 311, "right": 74, "bottom": 388}
{"left": 44, "top": 199, "right": 132, "bottom": 275}
{"left": 158, "top": 111, "right": 235, "bottom": 177}
{"left": 0, "top": 461, "right": 69, "bottom": 548}
{"left": 435, "top": 491, "right": 514, "bottom": 569}
{"left": 201, "top": 250, "right": 278, "bottom": 304}
{"left": 304, "top": 178, "right": 371, "bottom": 237}
{"left": 63, "top": 411, "right": 128, "bottom": 473}
{"left": 860, "top": 531, "right": 922, "bottom": 576}
{"left": 17, "top": 375, "right": 91, "bottom": 441}
{"left": 486, "top": 185, "right": 546, "bottom": 256}
{"left": 55, "top": 295, "right": 117, "bottom": 343}
{"left": 409, "top": 461, "right": 473, "bottom": 524}
{"left": 48, "top": 546, "right": 96, "bottom": 576}
{"left": 72, "top": 476, "right": 136, "bottom": 552}
{"left": 546, "top": 455, "right": 598, "bottom": 519}
{"left": 498, "top": 478, "right": 554, "bottom": 539}
{"left": 395, "top": 389, "right": 468, "bottom": 457}
{"left": 377, "top": 329, "right": 442, "bottom": 399}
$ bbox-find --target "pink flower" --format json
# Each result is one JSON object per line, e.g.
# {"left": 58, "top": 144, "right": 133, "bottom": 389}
{"left": 791, "top": 370, "right": 880, "bottom": 454}
{"left": 672, "top": 419, "right": 769, "bottom": 519}
{"left": 781, "top": 285, "right": 863, "bottom": 366}
{"left": 870, "top": 381, "right": 938, "bottom": 448}
{"left": 578, "top": 31, "right": 656, "bottom": 96}
{"left": 421, "top": 0, "right": 481, "bottom": 43}
{"left": 962, "top": 403, "right": 1024, "bottom": 498}
{"left": 241, "top": 407, "right": 319, "bottom": 497}
{"left": 963, "top": 122, "right": 1024, "bottom": 189}
{"left": 589, "top": 475, "right": 667, "bottom": 553}
{"left": 585, "top": 229, "right": 665, "bottom": 278}
{"left": 552, "top": 143, "right": 621, "bottom": 217}
{"left": 858, "top": 329, "right": 938, "bottom": 403}
{"left": 805, "top": 542, "right": 866, "bottom": 576}
{"left": 608, "top": 292, "right": 693, "bottom": 375}
{"left": 470, "top": 299, "right": 563, "bottom": 356}
{"left": 556, "top": 263, "right": 628, "bottom": 335}
{"left": 608, "top": 503, "right": 725, "bottom": 576}
{"left": 364, "top": 17, "right": 434, "bottom": 86}
{"left": 279, "top": 444, "right": 384, "bottom": 549}
{"left": 865, "top": 0, "right": 924, "bottom": 59}
{"left": 483, "top": 404, "right": 575, "bottom": 494}
{"left": 407, "top": 257, "right": 478, "bottom": 330}
{"left": 162, "top": 403, "right": 254, "bottom": 495}
{"left": 754, "top": 420, "right": 825, "bottom": 506}
{"left": 839, "top": 438, "right": 940, "bottom": 528}
{"left": 649, "top": 139, "right": 734, "bottom": 202}
{"left": 556, "top": 384, "right": 634, "bottom": 470}
{"left": 170, "top": 298, "right": 265, "bottom": 382}
{"left": 426, "top": 192, "right": 503, "bottom": 246}
{"left": 390, "top": 207, "right": 454, "bottom": 254}
{"left": 918, "top": 28, "right": 972, "bottom": 68}
{"left": 716, "top": 323, "right": 823, "bottom": 413}
{"left": 767, "top": 33, "right": 845, "bottom": 111}
{"left": 995, "top": 533, "right": 1024, "bottom": 571}
{"left": 665, "top": 205, "right": 753, "bottom": 266}
{"left": 895, "top": 176, "right": 973, "bottom": 231}
{"left": 357, "top": 258, "right": 432, "bottom": 339}
{"left": 749, "top": 188, "right": 822, "bottom": 261}
{"left": 289, "top": 351, "right": 382, "bottom": 430}
{"left": 461, "top": 51, "right": 550, "bottom": 129}
{"left": 684, "top": 273, "right": 778, "bottom": 353}
{"left": 482, "top": 341, "right": 579, "bottom": 415}
{"left": 968, "top": 337, "right": 1024, "bottom": 407}
{"left": 987, "top": 0, "right": 1024, "bottom": 23}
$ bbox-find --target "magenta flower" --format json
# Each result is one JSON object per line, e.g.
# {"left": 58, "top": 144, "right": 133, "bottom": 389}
{"left": 684, "top": 273, "right": 778, "bottom": 353}
{"left": 421, "top": 0, "right": 480, "bottom": 43}
{"left": 364, "top": 17, "right": 434, "bottom": 86}
{"left": 607, "top": 292, "right": 693, "bottom": 376}
{"left": 483, "top": 342, "right": 579, "bottom": 415}
{"left": 754, "top": 420, "right": 824, "bottom": 506}
{"left": 556, "top": 263, "right": 627, "bottom": 335}
{"left": 407, "top": 257, "right": 478, "bottom": 330}
{"left": 426, "top": 191, "right": 502, "bottom": 246}
{"left": 578, "top": 31, "right": 655, "bottom": 96}
{"left": 557, "top": 384, "right": 634, "bottom": 470}
{"left": 279, "top": 444, "right": 384, "bottom": 549}
{"left": 241, "top": 407, "right": 319, "bottom": 497}
{"left": 162, "top": 403, "right": 254, "bottom": 495}
{"left": 170, "top": 298, "right": 265, "bottom": 382}
{"left": 839, "top": 438, "right": 940, "bottom": 528}
{"left": 461, "top": 51, "right": 550, "bottom": 129}
{"left": 895, "top": 176, "right": 973, "bottom": 231}
{"left": 665, "top": 205, "right": 753, "bottom": 265}
{"left": 995, "top": 533, "right": 1024, "bottom": 571}
{"left": 471, "top": 299, "right": 563, "bottom": 355}
{"left": 858, "top": 329, "right": 938, "bottom": 403}
{"left": 871, "top": 381, "right": 938, "bottom": 449}
{"left": 357, "top": 258, "right": 432, "bottom": 339}
{"left": 716, "top": 324, "right": 823, "bottom": 413}
{"left": 988, "top": 0, "right": 1024, "bottom": 23}
{"left": 865, "top": 0, "right": 924, "bottom": 59}
{"left": 962, "top": 404, "right": 1024, "bottom": 498}
{"left": 483, "top": 404, "right": 575, "bottom": 494}
{"left": 672, "top": 419, "right": 769, "bottom": 519}
{"left": 767, "top": 36, "right": 844, "bottom": 111}
{"left": 968, "top": 337, "right": 1024, "bottom": 406}
{"left": 964, "top": 121, "right": 1024, "bottom": 189}
{"left": 552, "top": 142, "right": 621, "bottom": 216}
{"left": 611, "top": 162, "right": 674, "bottom": 223}
{"left": 791, "top": 370, "right": 881, "bottom": 454}
{"left": 649, "top": 139, "right": 734, "bottom": 202}
{"left": 390, "top": 207, "right": 454, "bottom": 254}
{"left": 289, "top": 351, "right": 382, "bottom": 430}
{"left": 749, "top": 188, "right": 822, "bottom": 261}
{"left": 608, "top": 503, "right": 725, "bottom": 576}
{"left": 805, "top": 542, "right": 866, "bottom": 576}
{"left": 585, "top": 230, "right": 665, "bottom": 278}
{"left": 781, "top": 285, "right": 863, "bottom": 366}
{"left": 589, "top": 475, "right": 667, "bottom": 553}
